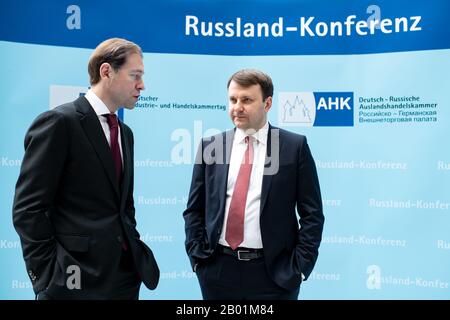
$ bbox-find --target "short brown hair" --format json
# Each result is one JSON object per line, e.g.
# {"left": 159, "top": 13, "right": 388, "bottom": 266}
{"left": 227, "top": 69, "right": 274, "bottom": 101}
{"left": 88, "top": 38, "right": 143, "bottom": 85}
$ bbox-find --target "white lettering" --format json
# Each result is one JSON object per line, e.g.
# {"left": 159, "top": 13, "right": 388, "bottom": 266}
{"left": 409, "top": 16, "right": 422, "bottom": 31}
{"left": 300, "top": 17, "right": 315, "bottom": 36}
{"left": 66, "top": 5, "right": 81, "bottom": 30}
{"left": 185, "top": 14, "right": 422, "bottom": 38}
{"left": 185, "top": 15, "right": 199, "bottom": 36}
{"left": 367, "top": 265, "right": 381, "bottom": 289}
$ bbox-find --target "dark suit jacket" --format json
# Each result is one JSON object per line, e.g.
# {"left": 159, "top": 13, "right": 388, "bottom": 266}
{"left": 13, "top": 96, "right": 159, "bottom": 299}
{"left": 183, "top": 124, "right": 324, "bottom": 290}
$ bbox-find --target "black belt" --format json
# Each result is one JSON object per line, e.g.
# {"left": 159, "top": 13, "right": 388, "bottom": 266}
{"left": 218, "top": 245, "right": 264, "bottom": 261}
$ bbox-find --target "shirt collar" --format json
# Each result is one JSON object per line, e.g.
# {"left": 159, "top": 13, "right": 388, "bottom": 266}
{"left": 234, "top": 122, "right": 269, "bottom": 145}
{"left": 85, "top": 89, "right": 114, "bottom": 116}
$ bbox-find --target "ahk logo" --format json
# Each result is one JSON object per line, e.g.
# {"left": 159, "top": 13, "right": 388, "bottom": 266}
{"left": 278, "top": 92, "right": 354, "bottom": 127}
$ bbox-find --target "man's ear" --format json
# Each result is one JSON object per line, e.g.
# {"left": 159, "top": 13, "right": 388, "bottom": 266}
{"left": 99, "top": 62, "right": 112, "bottom": 80}
{"left": 264, "top": 96, "right": 273, "bottom": 112}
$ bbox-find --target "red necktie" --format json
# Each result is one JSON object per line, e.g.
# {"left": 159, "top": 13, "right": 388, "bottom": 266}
{"left": 104, "top": 114, "right": 123, "bottom": 183}
{"left": 225, "top": 136, "right": 254, "bottom": 250}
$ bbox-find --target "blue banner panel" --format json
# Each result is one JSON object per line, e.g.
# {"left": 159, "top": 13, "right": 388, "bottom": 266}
{"left": 1, "top": 0, "right": 449, "bottom": 55}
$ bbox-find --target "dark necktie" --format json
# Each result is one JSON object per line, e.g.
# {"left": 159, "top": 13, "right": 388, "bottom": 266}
{"left": 104, "top": 114, "right": 123, "bottom": 183}
{"left": 104, "top": 113, "right": 128, "bottom": 251}
{"left": 225, "top": 136, "right": 254, "bottom": 250}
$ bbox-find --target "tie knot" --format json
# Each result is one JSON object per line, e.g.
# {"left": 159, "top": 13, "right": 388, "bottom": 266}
{"left": 245, "top": 136, "right": 253, "bottom": 144}
{"left": 104, "top": 114, "right": 119, "bottom": 129}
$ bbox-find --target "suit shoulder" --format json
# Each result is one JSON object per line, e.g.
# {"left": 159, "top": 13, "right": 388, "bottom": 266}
{"left": 25, "top": 108, "right": 70, "bottom": 146}
{"left": 28, "top": 101, "right": 80, "bottom": 135}
{"left": 31, "top": 107, "right": 67, "bottom": 126}
{"left": 31, "top": 102, "right": 77, "bottom": 125}
{"left": 276, "top": 127, "right": 307, "bottom": 143}
{"left": 53, "top": 102, "right": 76, "bottom": 114}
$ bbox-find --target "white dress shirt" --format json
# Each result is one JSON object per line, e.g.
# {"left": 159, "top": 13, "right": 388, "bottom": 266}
{"left": 84, "top": 90, "right": 123, "bottom": 163}
{"left": 219, "top": 122, "right": 269, "bottom": 249}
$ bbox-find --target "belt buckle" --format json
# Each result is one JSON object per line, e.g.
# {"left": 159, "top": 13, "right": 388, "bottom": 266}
{"left": 237, "top": 250, "right": 250, "bottom": 261}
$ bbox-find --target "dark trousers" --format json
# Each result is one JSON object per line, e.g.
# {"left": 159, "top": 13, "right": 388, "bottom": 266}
{"left": 196, "top": 251, "right": 300, "bottom": 300}
{"left": 37, "top": 248, "right": 140, "bottom": 300}
{"left": 108, "top": 247, "right": 141, "bottom": 300}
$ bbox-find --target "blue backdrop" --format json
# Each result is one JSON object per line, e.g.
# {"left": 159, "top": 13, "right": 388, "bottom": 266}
{"left": 1, "top": 0, "right": 449, "bottom": 299}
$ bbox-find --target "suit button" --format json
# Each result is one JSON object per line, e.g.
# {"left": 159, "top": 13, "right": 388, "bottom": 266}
{"left": 117, "top": 236, "right": 122, "bottom": 243}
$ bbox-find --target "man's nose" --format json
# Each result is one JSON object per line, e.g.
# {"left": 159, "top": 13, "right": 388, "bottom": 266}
{"left": 234, "top": 102, "right": 244, "bottom": 112}
{"left": 137, "top": 80, "right": 145, "bottom": 91}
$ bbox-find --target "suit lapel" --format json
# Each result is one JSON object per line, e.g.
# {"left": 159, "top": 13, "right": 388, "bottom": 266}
{"left": 75, "top": 96, "right": 120, "bottom": 200}
{"left": 217, "top": 130, "right": 234, "bottom": 215}
{"left": 119, "top": 122, "right": 131, "bottom": 211}
{"left": 260, "top": 124, "right": 282, "bottom": 215}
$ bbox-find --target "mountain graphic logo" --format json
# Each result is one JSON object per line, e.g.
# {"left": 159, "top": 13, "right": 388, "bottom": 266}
{"left": 278, "top": 91, "right": 354, "bottom": 127}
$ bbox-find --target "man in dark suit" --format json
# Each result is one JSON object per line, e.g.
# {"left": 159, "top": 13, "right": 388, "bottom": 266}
{"left": 183, "top": 69, "right": 324, "bottom": 299}
{"left": 13, "top": 38, "right": 159, "bottom": 299}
